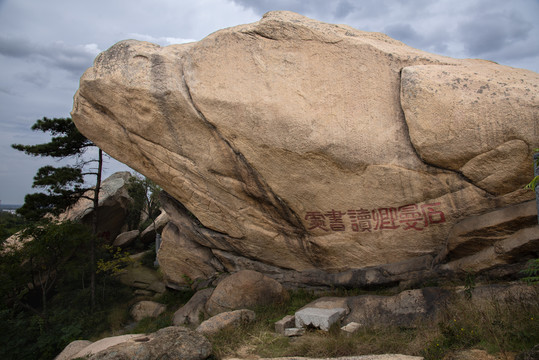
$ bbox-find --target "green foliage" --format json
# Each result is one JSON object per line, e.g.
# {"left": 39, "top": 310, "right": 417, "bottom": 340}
{"left": 126, "top": 174, "right": 161, "bottom": 231}
{"left": 463, "top": 271, "right": 476, "bottom": 300}
{"left": 421, "top": 294, "right": 539, "bottom": 360}
{"left": 0, "top": 220, "right": 93, "bottom": 314}
{"left": 11, "top": 117, "right": 96, "bottom": 221}
{"left": 12, "top": 117, "right": 91, "bottom": 158}
{"left": 525, "top": 148, "right": 539, "bottom": 191}
{"left": 0, "top": 211, "right": 28, "bottom": 241}
{"left": 97, "top": 245, "right": 133, "bottom": 276}
{"left": 0, "top": 219, "right": 136, "bottom": 359}
{"left": 521, "top": 259, "right": 539, "bottom": 284}
{"left": 139, "top": 246, "right": 157, "bottom": 268}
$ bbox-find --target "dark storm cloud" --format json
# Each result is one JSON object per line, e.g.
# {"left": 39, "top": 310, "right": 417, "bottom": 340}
{"left": 0, "top": 35, "right": 99, "bottom": 77}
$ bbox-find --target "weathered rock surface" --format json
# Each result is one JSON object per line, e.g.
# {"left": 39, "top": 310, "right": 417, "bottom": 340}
{"left": 130, "top": 300, "right": 166, "bottom": 321}
{"left": 173, "top": 287, "right": 213, "bottom": 326}
{"left": 72, "top": 11, "right": 538, "bottom": 288}
{"left": 196, "top": 309, "right": 255, "bottom": 335}
{"left": 205, "top": 270, "right": 288, "bottom": 315}
{"left": 344, "top": 288, "right": 450, "bottom": 327}
{"left": 113, "top": 229, "right": 139, "bottom": 248}
{"left": 72, "top": 334, "right": 141, "bottom": 359}
{"left": 54, "top": 340, "right": 92, "bottom": 360}
{"left": 85, "top": 326, "right": 211, "bottom": 360}
{"left": 140, "top": 210, "right": 169, "bottom": 244}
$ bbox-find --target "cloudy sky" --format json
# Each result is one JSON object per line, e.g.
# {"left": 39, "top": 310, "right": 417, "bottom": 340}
{"left": 0, "top": 0, "right": 538, "bottom": 205}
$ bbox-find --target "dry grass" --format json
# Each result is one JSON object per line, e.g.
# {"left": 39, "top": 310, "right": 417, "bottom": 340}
{"left": 205, "top": 286, "right": 539, "bottom": 360}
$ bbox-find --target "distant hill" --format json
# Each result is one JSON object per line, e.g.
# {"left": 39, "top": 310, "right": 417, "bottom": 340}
{"left": 0, "top": 204, "right": 22, "bottom": 211}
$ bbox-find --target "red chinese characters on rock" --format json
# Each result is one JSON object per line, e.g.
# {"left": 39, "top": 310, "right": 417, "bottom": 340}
{"left": 305, "top": 203, "right": 446, "bottom": 232}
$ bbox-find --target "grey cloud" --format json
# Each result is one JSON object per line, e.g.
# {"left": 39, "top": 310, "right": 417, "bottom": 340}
{"left": 230, "top": 0, "right": 360, "bottom": 20}
{"left": 126, "top": 33, "right": 196, "bottom": 46}
{"left": 335, "top": 1, "right": 357, "bottom": 18}
{"left": 0, "top": 87, "right": 18, "bottom": 96}
{"left": 231, "top": 0, "right": 325, "bottom": 15}
{"left": 457, "top": 11, "right": 532, "bottom": 56}
{"left": 17, "top": 70, "right": 51, "bottom": 87}
{"left": 384, "top": 23, "right": 422, "bottom": 44}
{"left": 0, "top": 35, "right": 34, "bottom": 57}
{"left": 0, "top": 35, "right": 100, "bottom": 77}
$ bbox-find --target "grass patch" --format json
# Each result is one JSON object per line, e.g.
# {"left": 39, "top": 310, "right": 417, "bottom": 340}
{"left": 203, "top": 286, "right": 539, "bottom": 359}
{"left": 128, "top": 288, "right": 195, "bottom": 334}
{"left": 420, "top": 290, "right": 539, "bottom": 360}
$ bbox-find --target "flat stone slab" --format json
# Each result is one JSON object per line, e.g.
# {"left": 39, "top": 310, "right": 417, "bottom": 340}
{"left": 341, "top": 321, "right": 362, "bottom": 335}
{"left": 284, "top": 327, "right": 305, "bottom": 337}
{"left": 295, "top": 307, "right": 347, "bottom": 331}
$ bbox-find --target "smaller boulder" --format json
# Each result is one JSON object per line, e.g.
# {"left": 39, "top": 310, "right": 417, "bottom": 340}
{"left": 72, "top": 334, "right": 141, "bottom": 359}
{"left": 173, "top": 288, "right": 214, "bottom": 326}
{"left": 205, "top": 270, "right": 288, "bottom": 315}
{"left": 130, "top": 300, "right": 166, "bottom": 322}
{"left": 340, "top": 322, "right": 361, "bottom": 336}
{"left": 54, "top": 340, "right": 92, "bottom": 360}
{"left": 88, "top": 326, "right": 211, "bottom": 360}
{"left": 140, "top": 211, "right": 169, "bottom": 244}
{"left": 284, "top": 327, "right": 305, "bottom": 337}
{"left": 112, "top": 230, "right": 140, "bottom": 248}
{"left": 196, "top": 309, "right": 255, "bottom": 335}
{"left": 275, "top": 314, "right": 295, "bottom": 335}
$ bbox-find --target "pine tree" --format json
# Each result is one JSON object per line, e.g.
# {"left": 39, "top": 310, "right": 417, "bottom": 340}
{"left": 12, "top": 116, "right": 103, "bottom": 308}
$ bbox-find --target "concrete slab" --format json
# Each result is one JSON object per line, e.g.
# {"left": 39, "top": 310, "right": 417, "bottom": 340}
{"left": 295, "top": 307, "right": 347, "bottom": 331}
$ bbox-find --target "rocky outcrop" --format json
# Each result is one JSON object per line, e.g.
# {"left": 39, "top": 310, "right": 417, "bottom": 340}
{"left": 205, "top": 270, "right": 288, "bottom": 315}
{"left": 82, "top": 327, "right": 211, "bottom": 360}
{"left": 72, "top": 11, "right": 539, "bottom": 288}
{"left": 196, "top": 309, "right": 255, "bottom": 335}
{"left": 130, "top": 300, "right": 166, "bottom": 321}
{"left": 59, "top": 171, "right": 134, "bottom": 242}
{"left": 113, "top": 229, "right": 139, "bottom": 248}
{"left": 173, "top": 287, "right": 213, "bottom": 326}
{"left": 140, "top": 211, "right": 169, "bottom": 244}
{"left": 54, "top": 340, "right": 93, "bottom": 360}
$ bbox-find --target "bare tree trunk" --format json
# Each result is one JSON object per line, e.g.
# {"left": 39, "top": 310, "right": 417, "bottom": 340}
{"left": 90, "top": 149, "right": 103, "bottom": 309}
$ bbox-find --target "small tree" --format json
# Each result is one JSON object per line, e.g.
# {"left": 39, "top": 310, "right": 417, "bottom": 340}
{"left": 0, "top": 220, "right": 93, "bottom": 322}
{"left": 12, "top": 117, "right": 104, "bottom": 308}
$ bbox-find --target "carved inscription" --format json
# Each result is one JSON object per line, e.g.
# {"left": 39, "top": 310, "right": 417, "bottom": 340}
{"left": 305, "top": 203, "right": 446, "bottom": 232}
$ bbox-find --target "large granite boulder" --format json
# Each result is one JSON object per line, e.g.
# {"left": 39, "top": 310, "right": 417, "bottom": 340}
{"left": 205, "top": 270, "right": 288, "bottom": 316}
{"left": 72, "top": 11, "right": 539, "bottom": 288}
